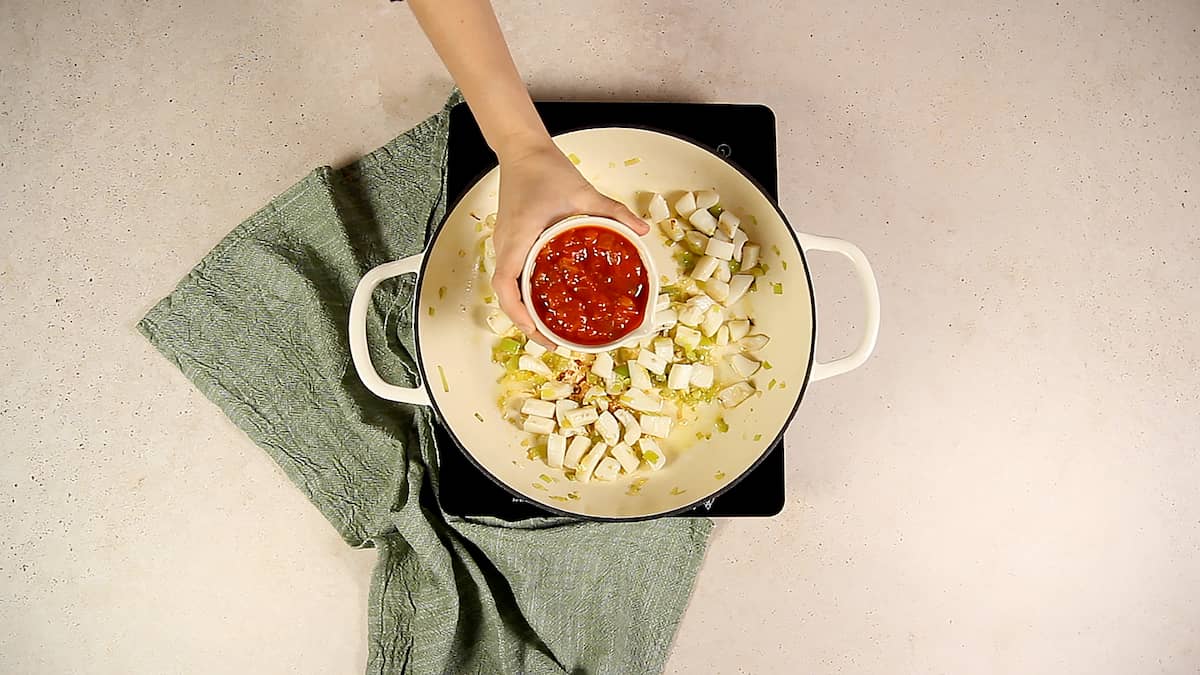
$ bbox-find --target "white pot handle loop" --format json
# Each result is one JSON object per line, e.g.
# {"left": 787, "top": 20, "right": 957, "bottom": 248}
{"left": 348, "top": 254, "right": 431, "bottom": 406}
{"left": 798, "top": 233, "right": 881, "bottom": 383}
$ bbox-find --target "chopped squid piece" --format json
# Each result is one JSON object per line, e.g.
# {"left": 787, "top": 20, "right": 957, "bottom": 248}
{"left": 524, "top": 340, "right": 547, "bottom": 357}
{"left": 689, "top": 208, "right": 718, "bottom": 236}
{"left": 554, "top": 345, "right": 573, "bottom": 358}
{"left": 555, "top": 399, "right": 579, "bottom": 426}
{"left": 648, "top": 193, "right": 670, "bottom": 223}
{"left": 563, "top": 405, "right": 599, "bottom": 428}
{"left": 714, "top": 260, "right": 732, "bottom": 283}
{"left": 486, "top": 311, "right": 513, "bottom": 336}
{"left": 726, "top": 275, "right": 754, "bottom": 305}
{"left": 741, "top": 243, "right": 760, "bottom": 270}
{"left": 690, "top": 255, "right": 720, "bottom": 281}
{"left": 518, "top": 354, "right": 553, "bottom": 378}
{"left": 687, "top": 294, "right": 716, "bottom": 312}
{"left": 614, "top": 409, "right": 642, "bottom": 445}
{"left": 592, "top": 456, "right": 622, "bottom": 481}
{"left": 732, "top": 230, "right": 749, "bottom": 261}
{"left": 659, "top": 218, "right": 686, "bottom": 242}
{"left": 610, "top": 442, "right": 641, "bottom": 473}
{"left": 700, "top": 307, "right": 724, "bottom": 338}
{"left": 563, "top": 436, "right": 591, "bottom": 469}
{"left": 715, "top": 324, "right": 730, "bottom": 346}
{"left": 653, "top": 337, "right": 675, "bottom": 362}
{"left": 637, "top": 438, "right": 666, "bottom": 470}
{"left": 713, "top": 229, "right": 732, "bottom": 243}
{"left": 677, "top": 303, "right": 705, "bottom": 327}
{"left": 718, "top": 211, "right": 741, "bottom": 238}
{"left": 729, "top": 353, "right": 761, "bottom": 379}
{"left": 655, "top": 294, "right": 672, "bottom": 312}
{"left": 683, "top": 231, "right": 709, "bottom": 255}
{"left": 628, "top": 361, "right": 652, "bottom": 390}
{"left": 595, "top": 411, "right": 622, "bottom": 445}
{"left": 622, "top": 388, "right": 664, "bottom": 413}
{"left": 592, "top": 351, "right": 614, "bottom": 380}
{"left": 636, "top": 349, "right": 668, "bottom": 376}
{"left": 727, "top": 319, "right": 751, "bottom": 342}
{"left": 674, "top": 191, "right": 697, "bottom": 217}
{"left": 521, "top": 398, "right": 556, "bottom": 418}
{"left": 655, "top": 307, "right": 679, "bottom": 329}
{"left": 667, "top": 363, "right": 693, "bottom": 390}
{"left": 482, "top": 236, "right": 496, "bottom": 278}
{"left": 718, "top": 381, "right": 757, "bottom": 409}
{"left": 639, "top": 414, "right": 672, "bottom": 439}
{"left": 546, "top": 433, "right": 567, "bottom": 468}
{"left": 674, "top": 325, "right": 702, "bottom": 351}
{"left": 576, "top": 443, "right": 609, "bottom": 482}
{"left": 690, "top": 363, "right": 715, "bottom": 388}
{"left": 540, "top": 381, "right": 574, "bottom": 400}
{"left": 523, "top": 415, "right": 556, "bottom": 435}
{"left": 740, "top": 334, "right": 771, "bottom": 352}
{"left": 695, "top": 189, "right": 719, "bottom": 210}
{"left": 704, "top": 237, "right": 735, "bottom": 261}
{"left": 703, "top": 279, "right": 730, "bottom": 304}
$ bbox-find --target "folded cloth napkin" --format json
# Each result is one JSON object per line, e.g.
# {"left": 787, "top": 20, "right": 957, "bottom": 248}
{"left": 138, "top": 93, "right": 712, "bottom": 675}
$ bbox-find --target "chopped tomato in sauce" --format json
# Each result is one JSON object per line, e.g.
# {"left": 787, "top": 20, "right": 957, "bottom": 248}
{"left": 529, "top": 226, "right": 648, "bottom": 346}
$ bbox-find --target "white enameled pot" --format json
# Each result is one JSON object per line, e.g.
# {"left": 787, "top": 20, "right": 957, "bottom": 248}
{"left": 349, "top": 127, "right": 880, "bottom": 520}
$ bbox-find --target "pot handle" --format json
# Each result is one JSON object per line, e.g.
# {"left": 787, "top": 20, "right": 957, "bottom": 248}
{"left": 348, "top": 255, "right": 431, "bottom": 406}
{"left": 797, "top": 233, "right": 881, "bottom": 383}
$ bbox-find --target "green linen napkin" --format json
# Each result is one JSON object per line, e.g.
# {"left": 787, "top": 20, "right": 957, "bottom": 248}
{"left": 138, "top": 93, "right": 712, "bottom": 675}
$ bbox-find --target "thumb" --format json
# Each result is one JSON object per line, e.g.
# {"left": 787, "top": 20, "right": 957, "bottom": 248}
{"left": 588, "top": 193, "right": 651, "bottom": 235}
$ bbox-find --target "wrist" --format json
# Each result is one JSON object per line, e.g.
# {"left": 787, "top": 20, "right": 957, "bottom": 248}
{"left": 492, "top": 127, "right": 554, "bottom": 163}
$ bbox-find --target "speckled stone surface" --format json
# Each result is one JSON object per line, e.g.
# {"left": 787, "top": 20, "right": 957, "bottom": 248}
{"left": 1, "top": 1, "right": 1197, "bottom": 673}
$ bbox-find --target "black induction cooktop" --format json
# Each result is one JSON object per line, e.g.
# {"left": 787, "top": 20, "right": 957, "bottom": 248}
{"left": 436, "top": 101, "right": 785, "bottom": 519}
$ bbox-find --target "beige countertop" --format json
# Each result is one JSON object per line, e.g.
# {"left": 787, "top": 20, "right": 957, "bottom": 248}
{"left": 2, "top": 1, "right": 1198, "bottom": 673}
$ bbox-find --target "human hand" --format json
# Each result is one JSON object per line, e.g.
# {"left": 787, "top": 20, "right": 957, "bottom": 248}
{"left": 491, "top": 140, "right": 650, "bottom": 348}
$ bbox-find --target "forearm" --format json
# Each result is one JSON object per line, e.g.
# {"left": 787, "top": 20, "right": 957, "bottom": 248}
{"left": 408, "top": 0, "right": 550, "bottom": 160}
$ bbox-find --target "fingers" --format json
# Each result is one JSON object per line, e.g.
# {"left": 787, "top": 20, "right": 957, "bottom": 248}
{"left": 492, "top": 267, "right": 555, "bottom": 349}
{"left": 588, "top": 193, "right": 650, "bottom": 235}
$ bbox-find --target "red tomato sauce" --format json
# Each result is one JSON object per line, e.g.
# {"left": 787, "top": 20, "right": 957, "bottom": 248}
{"left": 529, "top": 226, "right": 649, "bottom": 346}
